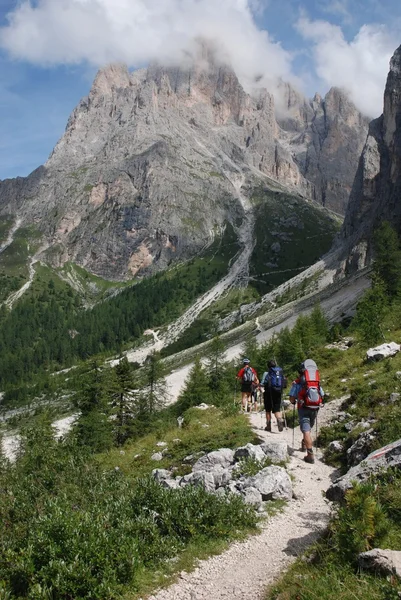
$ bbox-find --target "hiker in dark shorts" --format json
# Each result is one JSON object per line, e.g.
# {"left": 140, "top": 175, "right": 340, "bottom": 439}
{"left": 237, "top": 358, "right": 259, "bottom": 412}
{"left": 261, "top": 360, "right": 286, "bottom": 432}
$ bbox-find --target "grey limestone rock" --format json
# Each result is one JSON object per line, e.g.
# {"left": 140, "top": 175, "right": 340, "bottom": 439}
{"left": 260, "top": 441, "right": 289, "bottom": 464}
{"left": 243, "top": 466, "right": 292, "bottom": 501}
{"left": 152, "top": 468, "right": 171, "bottom": 482}
{"left": 346, "top": 429, "right": 376, "bottom": 467}
{"left": 179, "top": 470, "right": 216, "bottom": 493}
{"left": 358, "top": 549, "right": 401, "bottom": 578}
{"left": 193, "top": 448, "right": 235, "bottom": 472}
{"left": 328, "top": 440, "right": 344, "bottom": 453}
{"left": 233, "top": 443, "right": 266, "bottom": 463}
{"left": 340, "top": 45, "right": 401, "bottom": 273}
{"left": 151, "top": 452, "right": 164, "bottom": 462}
{"left": 211, "top": 466, "right": 232, "bottom": 489}
{"left": 366, "top": 342, "right": 401, "bottom": 362}
{"left": 242, "top": 486, "right": 263, "bottom": 506}
{"left": 327, "top": 438, "right": 401, "bottom": 501}
{"left": 0, "top": 49, "right": 367, "bottom": 280}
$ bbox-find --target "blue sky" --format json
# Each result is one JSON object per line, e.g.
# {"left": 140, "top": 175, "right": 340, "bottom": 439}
{"left": 0, "top": 0, "right": 400, "bottom": 180}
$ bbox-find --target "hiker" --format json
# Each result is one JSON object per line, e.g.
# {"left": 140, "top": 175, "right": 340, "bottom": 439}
{"left": 289, "top": 359, "right": 324, "bottom": 464}
{"left": 261, "top": 360, "right": 286, "bottom": 432}
{"left": 237, "top": 358, "right": 259, "bottom": 412}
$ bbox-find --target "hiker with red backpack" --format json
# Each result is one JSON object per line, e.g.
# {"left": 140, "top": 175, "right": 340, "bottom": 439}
{"left": 289, "top": 359, "right": 324, "bottom": 464}
{"left": 261, "top": 360, "right": 286, "bottom": 432}
{"left": 237, "top": 358, "right": 259, "bottom": 412}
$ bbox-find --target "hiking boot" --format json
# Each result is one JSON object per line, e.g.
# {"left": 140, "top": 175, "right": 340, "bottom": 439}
{"left": 304, "top": 452, "right": 315, "bottom": 464}
{"left": 277, "top": 419, "right": 284, "bottom": 432}
{"left": 264, "top": 422, "right": 272, "bottom": 432}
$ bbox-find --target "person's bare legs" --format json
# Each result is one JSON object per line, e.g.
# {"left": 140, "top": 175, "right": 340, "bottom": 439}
{"left": 242, "top": 392, "right": 251, "bottom": 411}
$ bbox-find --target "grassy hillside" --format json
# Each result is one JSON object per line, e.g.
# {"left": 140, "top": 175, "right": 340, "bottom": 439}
{"left": 250, "top": 188, "right": 340, "bottom": 295}
{"left": 0, "top": 224, "right": 239, "bottom": 402}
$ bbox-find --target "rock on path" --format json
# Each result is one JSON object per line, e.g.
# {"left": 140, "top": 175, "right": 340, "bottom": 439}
{"left": 148, "top": 402, "right": 341, "bottom": 600}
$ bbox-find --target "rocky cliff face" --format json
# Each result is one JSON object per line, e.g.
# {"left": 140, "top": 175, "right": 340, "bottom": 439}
{"left": 0, "top": 50, "right": 368, "bottom": 279}
{"left": 340, "top": 45, "right": 401, "bottom": 270}
{"left": 277, "top": 84, "right": 370, "bottom": 215}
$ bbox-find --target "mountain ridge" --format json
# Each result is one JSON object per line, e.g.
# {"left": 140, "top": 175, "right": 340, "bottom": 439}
{"left": 0, "top": 54, "right": 367, "bottom": 280}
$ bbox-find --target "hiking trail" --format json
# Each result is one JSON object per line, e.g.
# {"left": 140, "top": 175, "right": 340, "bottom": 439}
{"left": 147, "top": 399, "right": 343, "bottom": 600}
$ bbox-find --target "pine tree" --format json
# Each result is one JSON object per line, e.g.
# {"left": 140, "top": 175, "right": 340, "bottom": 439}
{"left": 175, "top": 356, "right": 211, "bottom": 413}
{"left": 355, "top": 274, "right": 387, "bottom": 345}
{"left": 373, "top": 221, "right": 401, "bottom": 299}
{"left": 138, "top": 352, "right": 168, "bottom": 418}
{"left": 74, "top": 362, "right": 114, "bottom": 452}
{"left": 112, "top": 358, "right": 137, "bottom": 446}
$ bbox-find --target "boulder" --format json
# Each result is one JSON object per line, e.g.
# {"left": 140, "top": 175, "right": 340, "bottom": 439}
{"left": 242, "top": 486, "right": 263, "bottom": 506}
{"left": 161, "top": 478, "right": 180, "bottom": 490}
{"left": 152, "top": 469, "right": 171, "bottom": 482}
{"left": 179, "top": 470, "right": 216, "bottom": 493}
{"left": 358, "top": 549, "right": 401, "bottom": 578}
{"left": 234, "top": 443, "right": 266, "bottom": 463}
{"left": 260, "top": 442, "right": 289, "bottom": 464}
{"left": 226, "top": 481, "right": 242, "bottom": 495}
{"left": 211, "top": 466, "right": 232, "bottom": 488}
{"left": 151, "top": 452, "right": 164, "bottom": 461}
{"left": 182, "top": 451, "right": 205, "bottom": 464}
{"left": 156, "top": 441, "right": 168, "bottom": 447}
{"left": 366, "top": 342, "right": 400, "bottom": 362}
{"left": 346, "top": 429, "right": 376, "bottom": 467}
{"left": 195, "top": 403, "right": 213, "bottom": 410}
{"left": 328, "top": 440, "right": 344, "bottom": 453}
{"left": 390, "top": 393, "right": 400, "bottom": 403}
{"left": 193, "top": 448, "right": 235, "bottom": 472}
{"left": 243, "top": 466, "right": 292, "bottom": 501}
{"left": 327, "top": 438, "right": 401, "bottom": 501}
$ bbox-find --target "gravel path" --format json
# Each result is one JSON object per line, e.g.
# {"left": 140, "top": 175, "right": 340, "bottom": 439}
{"left": 147, "top": 400, "right": 343, "bottom": 600}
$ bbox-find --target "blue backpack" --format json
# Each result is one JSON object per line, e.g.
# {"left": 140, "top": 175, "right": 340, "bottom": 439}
{"left": 267, "top": 367, "right": 284, "bottom": 391}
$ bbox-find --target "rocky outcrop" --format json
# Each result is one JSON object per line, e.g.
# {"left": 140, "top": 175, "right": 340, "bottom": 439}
{"left": 278, "top": 85, "right": 369, "bottom": 214}
{"left": 358, "top": 549, "right": 401, "bottom": 578}
{"left": 0, "top": 48, "right": 367, "bottom": 280}
{"left": 326, "top": 438, "right": 401, "bottom": 501}
{"left": 340, "top": 45, "right": 401, "bottom": 270}
{"left": 152, "top": 441, "right": 292, "bottom": 506}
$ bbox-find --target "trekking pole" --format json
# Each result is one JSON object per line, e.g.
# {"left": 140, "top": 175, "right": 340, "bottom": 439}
{"left": 292, "top": 402, "right": 295, "bottom": 449}
{"left": 315, "top": 412, "right": 319, "bottom": 455}
{"left": 234, "top": 379, "right": 237, "bottom": 408}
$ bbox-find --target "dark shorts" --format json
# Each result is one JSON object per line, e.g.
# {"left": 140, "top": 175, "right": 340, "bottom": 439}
{"left": 298, "top": 407, "right": 318, "bottom": 432}
{"left": 264, "top": 388, "right": 282, "bottom": 413}
{"left": 241, "top": 382, "right": 253, "bottom": 394}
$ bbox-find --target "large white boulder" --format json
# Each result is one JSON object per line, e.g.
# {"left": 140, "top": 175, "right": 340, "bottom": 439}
{"left": 358, "top": 549, "right": 401, "bottom": 578}
{"left": 193, "top": 448, "right": 235, "bottom": 472}
{"left": 243, "top": 466, "right": 292, "bottom": 501}
{"left": 260, "top": 442, "right": 289, "bottom": 464}
{"left": 366, "top": 342, "right": 400, "bottom": 361}
{"left": 234, "top": 443, "right": 266, "bottom": 463}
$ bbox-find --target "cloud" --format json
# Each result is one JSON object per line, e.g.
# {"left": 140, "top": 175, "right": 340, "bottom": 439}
{"left": 297, "top": 16, "right": 397, "bottom": 117}
{"left": 318, "top": 0, "right": 351, "bottom": 24}
{"left": 0, "top": 0, "right": 294, "bottom": 92}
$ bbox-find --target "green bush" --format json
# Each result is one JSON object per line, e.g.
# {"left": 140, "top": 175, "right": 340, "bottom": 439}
{"left": 329, "top": 483, "right": 389, "bottom": 564}
{"left": 0, "top": 423, "right": 257, "bottom": 599}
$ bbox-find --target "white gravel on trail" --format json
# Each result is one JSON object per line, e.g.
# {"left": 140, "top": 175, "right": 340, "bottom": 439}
{"left": 148, "top": 400, "right": 343, "bottom": 600}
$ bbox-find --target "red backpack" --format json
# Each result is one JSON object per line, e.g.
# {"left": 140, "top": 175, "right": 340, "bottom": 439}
{"left": 300, "top": 359, "right": 323, "bottom": 409}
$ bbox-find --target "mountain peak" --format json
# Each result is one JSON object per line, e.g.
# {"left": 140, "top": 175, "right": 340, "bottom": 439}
{"left": 89, "top": 63, "right": 131, "bottom": 100}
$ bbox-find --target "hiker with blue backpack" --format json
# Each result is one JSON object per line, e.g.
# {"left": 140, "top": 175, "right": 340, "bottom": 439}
{"left": 261, "top": 360, "right": 286, "bottom": 432}
{"left": 237, "top": 358, "right": 259, "bottom": 412}
{"left": 289, "top": 359, "right": 324, "bottom": 464}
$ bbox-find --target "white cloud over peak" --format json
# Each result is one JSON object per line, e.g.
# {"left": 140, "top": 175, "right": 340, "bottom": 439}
{"left": 297, "top": 16, "right": 397, "bottom": 117}
{"left": 0, "top": 0, "right": 294, "bottom": 92}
